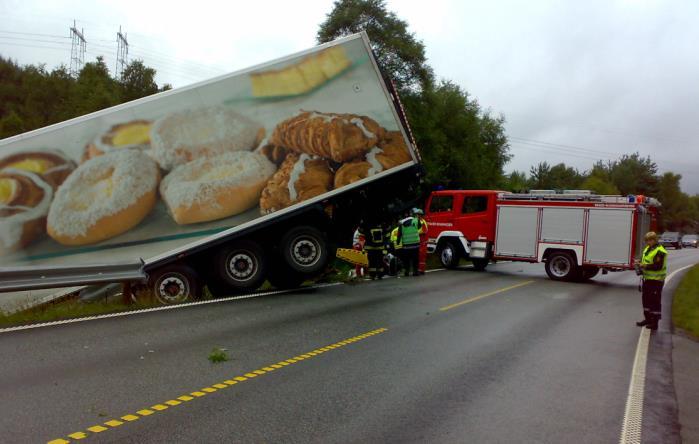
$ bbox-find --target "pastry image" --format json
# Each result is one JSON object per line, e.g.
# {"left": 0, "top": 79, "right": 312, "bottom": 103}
{"left": 0, "top": 169, "right": 53, "bottom": 253}
{"left": 257, "top": 143, "right": 289, "bottom": 166}
{"left": 270, "top": 111, "right": 384, "bottom": 163}
{"left": 83, "top": 120, "right": 153, "bottom": 161}
{"left": 0, "top": 150, "right": 76, "bottom": 188}
{"left": 334, "top": 132, "right": 412, "bottom": 188}
{"left": 160, "top": 151, "right": 276, "bottom": 225}
{"left": 47, "top": 150, "right": 160, "bottom": 246}
{"left": 250, "top": 46, "right": 351, "bottom": 98}
{"left": 259, "top": 153, "right": 334, "bottom": 215}
{"left": 150, "top": 106, "right": 264, "bottom": 171}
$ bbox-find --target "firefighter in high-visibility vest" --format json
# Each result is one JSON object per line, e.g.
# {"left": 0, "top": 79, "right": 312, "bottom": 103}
{"left": 636, "top": 231, "right": 667, "bottom": 330}
{"left": 414, "top": 209, "right": 429, "bottom": 274}
{"left": 363, "top": 221, "right": 388, "bottom": 280}
{"left": 398, "top": 213, "right": 422, "bottom": 277}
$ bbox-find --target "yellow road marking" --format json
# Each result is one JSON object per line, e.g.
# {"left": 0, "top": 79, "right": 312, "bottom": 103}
{"left": 86, "top": 425, "right": 107, "bottom": 433}
{"left": 439, "top": 281, "right": 535, "bottom": 311}
{"left": 47, "top": 327, "right": 388, "bottom": 443}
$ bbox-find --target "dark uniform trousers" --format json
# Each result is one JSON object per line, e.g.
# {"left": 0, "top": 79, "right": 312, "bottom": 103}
{"left": 402, "top": 245, "right": 419, "bottom": 276}
{"left": 366, "top": 249, "right": 384, "bottom": 278}
{"left": 642, "top": 279, "right": 663, "bottom": 323}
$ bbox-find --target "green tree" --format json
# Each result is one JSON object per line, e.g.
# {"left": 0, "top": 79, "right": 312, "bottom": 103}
{"left": 502, "top": 170, "right": 530, "bottom": 192}
{"left": 119, "top": 60, "right": 159, "bottom": 102}
{"left": 317, "top": 0, "right": 433, "bottom": 92}
{"left": 580, "top": 176, "right": 620, "bottom": 195}
{"left": 606, "top": 153, "right": 658, "bottom": 196}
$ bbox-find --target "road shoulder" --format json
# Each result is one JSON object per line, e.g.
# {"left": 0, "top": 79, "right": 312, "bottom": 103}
{"left": 672, "top": 332, "right": 699, "bottom": 443}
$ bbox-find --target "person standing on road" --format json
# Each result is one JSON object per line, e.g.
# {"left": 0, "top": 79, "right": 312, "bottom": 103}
{"left": 398, "top": 211, "right": 421, "bottom": 277}
{"left": 352, "top": 223, "right": 366, "bottom": 278}
{"left": 637, "top": 231, "right": 667, "bottom": 330}
{"left": 363, "top": 219, "right": 387, "bottom": 280}
{"left": 414, "top": 209, "right": 429, "bottom": 275}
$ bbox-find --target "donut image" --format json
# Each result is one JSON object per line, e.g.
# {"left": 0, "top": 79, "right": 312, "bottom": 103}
{"left": 160, "top": 150, "right": 277, "bottom": 225}
{"left": 47, "top": 150, "right": 160, "bottom": 246}
{"left": 83, "top": 120, "right": 153, "bottom": 161}
{"left": 0, "top": 150, "right": 76, "bottom": 188}
{"left": 0, "top": 169, "right": 53, "bottom": 253}
{"left": 150, "top": 106, "right": 264, "bottom": 171}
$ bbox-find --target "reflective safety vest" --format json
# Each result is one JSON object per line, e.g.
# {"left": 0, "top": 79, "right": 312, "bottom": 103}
{"left": 401, "top": 217, "right": 420, "bottom": 246}
{"left": 642, "top": 244, "right": 667, "bottom": 281}
{"left": 364, "top": 227, "right": 385, "bottom": 250}
{"left": 390, "top": 227, "right": 402, "bottom": 249}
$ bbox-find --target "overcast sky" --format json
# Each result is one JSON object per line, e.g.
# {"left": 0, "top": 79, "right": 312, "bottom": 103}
{"left": 1, "top": 0, "right": 698, "bottom": 193}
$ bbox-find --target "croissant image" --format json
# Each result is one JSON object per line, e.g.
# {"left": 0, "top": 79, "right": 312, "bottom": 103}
{"left": 269, "top": 111, "right": 384, "bottom": 163}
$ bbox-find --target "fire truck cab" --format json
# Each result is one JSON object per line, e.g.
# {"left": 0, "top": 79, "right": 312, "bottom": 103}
{"left": 425, "top": 189, "right": 659, "bottom": 281}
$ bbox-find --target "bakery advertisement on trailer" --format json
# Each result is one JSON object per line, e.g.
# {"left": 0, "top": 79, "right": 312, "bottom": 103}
{"left": 0, "top": 34, "right": 415, "bottom": 268}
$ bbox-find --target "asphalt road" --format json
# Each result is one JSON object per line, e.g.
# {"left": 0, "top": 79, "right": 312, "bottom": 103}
{"left": 2, "top": 249, "right": 698, "bottom": 444}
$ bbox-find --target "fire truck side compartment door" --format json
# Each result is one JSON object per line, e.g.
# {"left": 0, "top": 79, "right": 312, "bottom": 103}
{"left": 585, "top": 208, "right": 634, "bottom": 265}
{"left": 540, "top": 208, "right": 584, "bottom": 244}
{"left": 495, "top": 206, "right": 538, "bottom": 258}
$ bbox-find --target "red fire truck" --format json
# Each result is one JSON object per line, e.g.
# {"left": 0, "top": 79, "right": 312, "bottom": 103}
{"left": 424, "top": 190, "right": 660, "bottom": 281}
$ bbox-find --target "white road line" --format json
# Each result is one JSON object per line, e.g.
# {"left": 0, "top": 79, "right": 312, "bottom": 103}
{"left": 0, "top": 283, "right": 342, "bottom": 334}
{"left": 619, "top": 262, "right": 696, "bottom": 443}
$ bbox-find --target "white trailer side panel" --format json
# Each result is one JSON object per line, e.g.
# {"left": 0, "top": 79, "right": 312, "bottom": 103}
{"left": 495, "top": 206, "right": 538, "bottom": 258}
{"left": 585, "top": 208, "right": 634, "bottom": 265}
{"left": 540, "top": 208, "right": 584, "bottom": 244}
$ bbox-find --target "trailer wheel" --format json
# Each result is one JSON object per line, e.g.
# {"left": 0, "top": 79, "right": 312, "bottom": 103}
{"left": 545, "top": 252, "right": 578, "bottom": 281}
{"left": 267, "top": 260, "right": 306, "bottom": 289}
{"left": 438, "top": 241, "right": 461, "bottom": 269}
{"left": 215, "top": 240, "right": 267, "bottom": 291}
{"left": 280, "top": 226, "right": 329, "bottom": 274}
{"left": 150, "top": 265, "right": 201, "bottom": 305}
{"left": 472, "top": 258, "right": 489, "bottom": 271}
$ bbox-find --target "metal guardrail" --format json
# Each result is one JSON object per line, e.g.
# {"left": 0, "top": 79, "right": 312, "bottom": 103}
{"left": 0, "top": 261, "right": 147, "bottom": 292}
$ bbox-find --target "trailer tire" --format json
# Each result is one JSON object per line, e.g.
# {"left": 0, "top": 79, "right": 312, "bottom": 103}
{"left": 267, "top": 260, "right": 306, "bottom": 289}
{"left": 472, "top": 258, "right": 489, "bottom": 271}
{"left": 280, "top": 226, "right": 329, "bottom": 274}
{"left": 438, "top": 241, "right": 461, "bottom": 269}
{"left": 545, "top": 252, "right": 578, "bottom": 281}
{"left": 215, "top": 240, "right": 267, "bottom": 292}
{"left": 150, "top": 265, "right": 201, "bottom": 305}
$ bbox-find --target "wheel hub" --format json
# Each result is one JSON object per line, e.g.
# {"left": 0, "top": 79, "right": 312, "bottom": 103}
{"left": 157, "top": 274, "right": 189, "bottom": 303}
{"left": 551, "top": 257, "right": 570, "bottom": 277}
{"left": 441, "top": 247, "right": 453, "bottom": 264}
{"left": 228, "top": 253, "right": 255, "bottom": 280}
{"left": 293, "top": 239, "right": 319, "bottom": 265}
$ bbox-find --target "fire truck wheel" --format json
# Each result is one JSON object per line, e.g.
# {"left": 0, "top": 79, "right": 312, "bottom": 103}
{"left": 149, "top": 265, "right": 201, "bottom": 305}
{"left": 472, "top": 258, "right": 489, "bottom": 271}
{"left": 438, "top": 241, "right": 461, "bottom": 269}
{"left": 545, "top": 252, "right": 579, "bottom": 281}
{"left": 579, "top": 267, "right": 600, "bottom": 281}
{"left": 215, "top": 240, "right": 268, "bottom": 291}
{"left": 280, "top": 226, "right": 330, "bottom": 274}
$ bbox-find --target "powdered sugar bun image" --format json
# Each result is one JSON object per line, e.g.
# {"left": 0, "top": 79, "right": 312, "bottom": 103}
{"left": 160, "top": 151, "right": 277, "bottom": 225}
{"left": 83, "top": 120, "right": 153, "bottom": 161}
{"left": 0, "top": 150, "right": 76, "bottom": 188}
{"left": 0, "top": 169, "right": 53, "bottom": 253}
{"left": 47, "top": 150, "right": 160, "bottom": 246}
{"left": 150, "top": 106, "right": 264, "bottom": 171}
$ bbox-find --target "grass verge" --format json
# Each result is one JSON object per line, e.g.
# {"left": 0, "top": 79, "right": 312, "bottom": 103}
{"left": 673, "top": 264, "right": 699, "bottom": 339}
{"left": 0, "top": 300, "right": 154, "bottom": 329}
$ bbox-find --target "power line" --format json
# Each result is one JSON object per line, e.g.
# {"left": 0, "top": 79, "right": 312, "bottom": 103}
{"left": 0, "top": 29, "right": 70, "bottom": 39}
